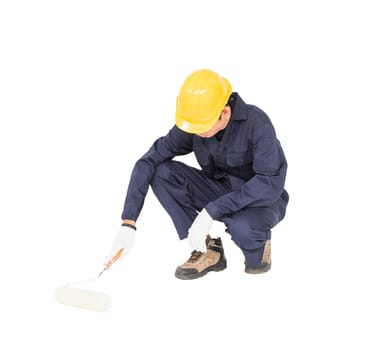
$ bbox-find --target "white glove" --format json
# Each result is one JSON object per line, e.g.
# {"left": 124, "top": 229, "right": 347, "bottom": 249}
{"left": 188, "top": 209, "right": 214, "bottom": 253}
{"left": 104, "top": 225, "right": 136, "bottom": 265}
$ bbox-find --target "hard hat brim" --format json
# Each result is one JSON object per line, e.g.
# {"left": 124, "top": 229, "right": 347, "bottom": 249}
{"left": 175, "top": 112, "right": 220, "bottom": 134}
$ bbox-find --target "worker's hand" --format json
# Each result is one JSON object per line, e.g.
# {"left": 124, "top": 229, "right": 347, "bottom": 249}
{"left": 104, "top": 225, "right": 136, "bottom": 265}
{"left": 188, "top": 209, "right": 214, "bottom": 253}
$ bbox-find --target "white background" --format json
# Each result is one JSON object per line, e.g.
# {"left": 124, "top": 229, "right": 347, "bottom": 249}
{"left": 1, "top": 0, "right": 387, "bottom": 349}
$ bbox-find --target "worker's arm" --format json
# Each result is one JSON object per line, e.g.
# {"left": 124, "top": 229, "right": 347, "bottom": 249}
{"left": 122, "top": 219, "right": 136, "bottom": 226}
{"left": 104, "top": 127, "right": 192, "bottom": 264}
{"left": 206, "top": 121, "right": 287, "bottom": 220}
{"left": 122, "top": 125, "right": 193, "bottom": 222}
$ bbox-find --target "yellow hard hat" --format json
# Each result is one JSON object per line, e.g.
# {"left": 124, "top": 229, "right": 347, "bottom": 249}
{"left": 175, "top": 69, "right": 232, "bottom": 134}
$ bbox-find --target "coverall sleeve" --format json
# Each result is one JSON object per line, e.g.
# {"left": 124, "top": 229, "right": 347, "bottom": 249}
{"left": 121, "top": 126, "right": 193, "bottom": 220}
{"left": 205, "top": 122, "right": 287, "bottom": 220}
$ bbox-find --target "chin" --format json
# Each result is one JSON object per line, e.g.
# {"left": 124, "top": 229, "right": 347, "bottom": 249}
{"left": 198, "top": 133, "right": 214, "bottom": 138}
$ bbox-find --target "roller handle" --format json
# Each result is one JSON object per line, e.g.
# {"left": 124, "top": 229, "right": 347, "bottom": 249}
{"left": 104, "top": 248, "right": 124, "bottom": 270}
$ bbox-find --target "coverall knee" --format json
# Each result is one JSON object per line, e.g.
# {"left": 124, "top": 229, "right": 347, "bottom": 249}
{"left": 222, "top": 192, "right": 288, "bottom": 267}
{"left": 150, "top": 160, "right": 288, "bottom": 267}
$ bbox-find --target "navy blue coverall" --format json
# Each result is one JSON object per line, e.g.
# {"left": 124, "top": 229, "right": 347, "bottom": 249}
{"left": 122, "top": 93, "right": 289, "bottom": 268}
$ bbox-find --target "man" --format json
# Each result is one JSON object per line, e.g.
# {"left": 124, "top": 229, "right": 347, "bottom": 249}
{"left": 104, "top": 69, "right": 289, "bottom": 280}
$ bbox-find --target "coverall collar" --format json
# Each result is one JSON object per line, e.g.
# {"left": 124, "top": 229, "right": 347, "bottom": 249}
{"left": 230, "top": 93, "right": 249, "bottom": 121}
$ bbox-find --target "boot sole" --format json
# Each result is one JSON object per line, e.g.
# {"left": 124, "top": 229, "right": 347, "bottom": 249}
{"left": 175, "top": 259, "right": 227, "bottom": 280}
{"left": 245, "top": 261, "right": 271, "bottom": 274}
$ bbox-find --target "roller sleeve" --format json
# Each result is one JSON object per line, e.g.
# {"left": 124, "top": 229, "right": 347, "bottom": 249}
{"left": 55, "top": 287, "right": 111, "bottom": 312}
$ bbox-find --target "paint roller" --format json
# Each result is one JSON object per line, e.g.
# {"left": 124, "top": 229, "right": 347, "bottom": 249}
{"left": 55, "top": 248, "right": 123, "bottom": 312}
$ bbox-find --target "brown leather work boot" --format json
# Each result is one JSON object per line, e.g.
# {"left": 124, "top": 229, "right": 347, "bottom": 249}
{"left": 175, "top": 236, "right": 227, "bottom": 280}
{"left": 245, "top": 240, "right": 272, "bottom": 274}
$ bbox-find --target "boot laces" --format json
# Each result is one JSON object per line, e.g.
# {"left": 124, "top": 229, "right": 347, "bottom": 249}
{"left": 188, "top": 250, "right": 203, "bottom": 263}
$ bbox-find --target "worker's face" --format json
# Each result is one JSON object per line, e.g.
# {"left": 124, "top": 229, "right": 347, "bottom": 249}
{"left": 197, "top": 106, "right": 232, "bottom": 138}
